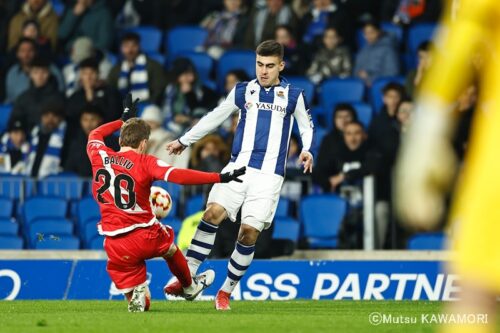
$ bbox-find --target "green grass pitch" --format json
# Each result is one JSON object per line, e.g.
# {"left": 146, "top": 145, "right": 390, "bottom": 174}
{"left": 0, "top": 300, "right": 454, "bottom": 333}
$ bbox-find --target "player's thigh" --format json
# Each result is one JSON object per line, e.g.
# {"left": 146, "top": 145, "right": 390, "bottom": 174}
{"left": 241, "top": 172, "right": 283, "bottom": 232}
{"left": 207, "top": 174, "right": 247, "bottom": 222}
{"left": 104, "top": 235, "right": 148, "bottom": 291}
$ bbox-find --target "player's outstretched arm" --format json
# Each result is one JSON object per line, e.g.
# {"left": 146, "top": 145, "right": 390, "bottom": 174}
{"left": 88, "top": 93, "right": 140, "bottom": 143}
{"left": 166, "top": 86, "right": 239, "bottom": 155}
{"left": 166, "top": 166, "right": 246, "bottom": 185}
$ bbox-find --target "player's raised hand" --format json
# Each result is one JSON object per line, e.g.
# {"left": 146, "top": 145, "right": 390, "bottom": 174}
{"left": 121, "top": 93, "right": 140, "bottom": 121}
{"left": 299, "top": 151, "right": 313, "bottom": 174}
{"left": 394, "top": 103, "right": 456, "bottom": 231}
{"left": 220, "top": 167, "right": 246, "bottom": 183}
{"left": 166, "top": 139, "right": 187, "bottom": 155}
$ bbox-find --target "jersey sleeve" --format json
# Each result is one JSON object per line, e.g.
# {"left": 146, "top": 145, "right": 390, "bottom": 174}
{"left": 293, "top": 92, "right": 315, "bottom": 154}
{"left": 145, "top": 155, "right": 221, "bottom": 184}
{"left": 179, "top": 86, "right": 239, "bottom": 146}
{"left": 87, "top": 120, "right": 123, "bottom": 159}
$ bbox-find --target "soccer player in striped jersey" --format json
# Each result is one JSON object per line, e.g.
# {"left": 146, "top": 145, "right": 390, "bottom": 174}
{"left": 87, "top": 94, "right": 245, "bottom": 312}
{"left": 165, "top": 40, "right": 314, "bottom": 310}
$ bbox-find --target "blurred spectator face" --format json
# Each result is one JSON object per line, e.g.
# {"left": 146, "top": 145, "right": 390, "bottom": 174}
{"left": 22, "top": 23, "right": 39, "bottom": 40}
{"left": 334, "top": 109, "right": 354, "bottom": 132}
{"left": 267, "top": 0, "right": 284, "bottom": 14}
{"left": 224, "top": 0, "right": 242, "bottom": 12}
{"left": 121, "top": 40, "right": 140, "bottom": 63}
{"left": 383, "top": 89, "right": 402, "bottom": 116}
{"left": 80, "top": 112, "right": 103, "bottom": 135}
{"left": 178, "top": 70, "right": 196, "bottom": 86}
{"left": 225, "top": 73, "right": 239, "bottom": 93}
{"left": 200, "top": 141, "right": 220, "bottom": 159}
{"left": 28, "top": 0, "right": 47, "bottom": 12}
{"left": 29, "top": 66, "right": 50, "bottom": 88}
{"left": 343, "top": 123, "right": 365, "bottom": 151}
{"left": 256, "top": 55, "right": 284, "bottom": 87}
{"left": 323, "top": 28, "right": 341, "bottom": 50}
{"left": 313, "top": 0, "right": 332, "bottom": 10}
{"left": 275, "top": 27, "right": 292, "bottom": 46}
{"left": 17, "top": 41, "right": 36, "bottom": 67}
{"left": 41, "top": 112, "right": 63, "bottom": 132}
{"left": 288, "top": 136, "right": 299, "bottom": 158}
{"left": 363, "top": 24, "right": 380, "bottom": 45}
{"left": 9, "top": 130, "right": 26, "bottom": 148}
{"left": 80, "top": 67, "right": 98, "bottom": 88}
{"left": 457, "top": 85, "right": 478, "bottom": 112}
{"left": 397, "top": 101, "right": 413, "bottom": 126}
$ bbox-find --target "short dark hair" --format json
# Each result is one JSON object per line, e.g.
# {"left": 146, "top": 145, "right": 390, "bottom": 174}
{"left": 81, "top": 104, "right": 105, "bottom": 119}
{"left": 334, "top": 103, "right": 357, "bottom": 119}
{"left": 41, "top": 102, "right": 65, "bottom": 119}
{"left": 121, "top": 32, "right": 141, "bottom": 44}
{"left": 79, "top": 57, "right": 99, "bottom": 70}
{"left": 31, "top": 56, "right": 50, "bottom": 69}
{"left": 418, "top": 40, "right": 432, "bottom": 52}
{"left": 345, "top": 120, "right": 366, "bottom": 132}
{"left": 382, "top": 82, "right": 406, "bottom": 97}
{"left": 16, "top": 37, "right": 37, "bottom": 51}
{"left": 363, "top": 19, "right": 381, "bottom": 30}
{"left": 256, "top": 40, "right": 284, "bottom": 59}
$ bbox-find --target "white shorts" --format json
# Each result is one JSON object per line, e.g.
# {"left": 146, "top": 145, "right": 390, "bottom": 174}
{"left": 207, "top": 163, "right": 284, "bottom": 232}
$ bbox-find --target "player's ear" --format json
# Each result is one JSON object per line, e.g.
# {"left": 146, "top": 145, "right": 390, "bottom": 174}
{"left": 279, "top": 60, "right": 285, "bottom": 72}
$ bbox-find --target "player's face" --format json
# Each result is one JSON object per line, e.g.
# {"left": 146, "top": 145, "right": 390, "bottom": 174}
{"left": 256, "top": 55, "right": 284, "bottom": 87}
{"left": 343, "top": 123, "right": 365, "bottom": 151}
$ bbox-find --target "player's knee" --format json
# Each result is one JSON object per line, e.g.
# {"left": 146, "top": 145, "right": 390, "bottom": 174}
{"left": 237, "top": 224, "right": 260, "bottom": 246}
{"left": 163, "top": 243, "right": 177, "bottom": 258}
{"left": 202, "top": 203, "right": 226, "bottom": 225}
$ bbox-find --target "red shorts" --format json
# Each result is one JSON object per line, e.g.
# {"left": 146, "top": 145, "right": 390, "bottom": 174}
{"left": 104, "top": 222, "right": 174, "bottom": 291}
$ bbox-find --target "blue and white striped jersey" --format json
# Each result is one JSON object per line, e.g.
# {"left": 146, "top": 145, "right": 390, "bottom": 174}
{"left": 180, "top": 78, "right": 314, "bottom": 177}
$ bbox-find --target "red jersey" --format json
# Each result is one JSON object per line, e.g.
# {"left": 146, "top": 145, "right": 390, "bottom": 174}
{"left": 86, "top": 120, "right": 221, "bottom": 236}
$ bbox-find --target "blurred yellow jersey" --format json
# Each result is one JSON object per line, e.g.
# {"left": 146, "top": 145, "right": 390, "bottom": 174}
{"left": 419, "top": 0, "right": 500, "bottom": 295}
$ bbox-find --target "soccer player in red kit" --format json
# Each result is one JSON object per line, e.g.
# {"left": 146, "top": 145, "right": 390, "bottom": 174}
{"left": 87, "top": 94, "right": 246, "bottom": 312}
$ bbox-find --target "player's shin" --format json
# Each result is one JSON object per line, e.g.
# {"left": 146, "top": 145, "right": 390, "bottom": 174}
{"left": 220, "top": 241, "right": 255, "bottom": 293}
{"left": 185, "top": 219, "right": 219, "bottom": 275}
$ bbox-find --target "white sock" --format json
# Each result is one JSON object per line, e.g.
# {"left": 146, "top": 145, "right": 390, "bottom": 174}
{"left": 221, "top": 242, "right": 255, "bottom": 293}
{"left": 186, "top": 219, "right": 219, "bottom": 276}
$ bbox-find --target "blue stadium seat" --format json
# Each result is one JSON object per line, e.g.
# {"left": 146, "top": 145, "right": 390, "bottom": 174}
{"left": 0, "top": 236, "right": 23, "bottom": 249}
{"left": 166, "top": 26, "right": 207, "bottom": 56}
{"left": 311, "top": 126, "right": 328, "bottom": 158}
{"left": 83, "top": 222, "right": 99, "bottom": 245}
{"left": 0, "top": 175, "right": 35, "bottom": 200}
{"left": 185, "top": 194, "right": 204, "bottom": 217}
{"left": 0, "top": 198, "right": 13, "bottom": 218}
{"left": 408, "top": 232, "right": 446, "bottom": 250}
{"left": 34, "top": 236, "right": 80, "bottom": 250}
{"left": 217, "top": 50, "right": 256, "bottom": 90}
{"left": 127, "top": 26, "right": 162, "bottom": 53}
{"left": 301, "top": 194, "right": 347, "bottom": 248}
{"left": 351, "top": 102, "right": 373, "bottom": 129}
{"left": 162, "top": 217, "right": 182, "bottom": 234}
{"left": 146, "top": 52, "right": 164, "bottom": 65}
{"left": 0, "top": 221, "right": 19, "bottom": 236}
{"left": 77, "top": 196, "right": 100, "bottom": 228}
{"left": 275, "top": 197, "right": 290, "bottom": 218}
{"left": 88, "top": 236, "right": 104, "bottom": 250}
{"left": 407, "top": 23, "right": 438, "bottom": 54}
{"left": 171, "top": 51, "right": 214, "bottom": 85}
{"left": 310, "top": 105, "right": 326, "bottom": 128}
{"left": 23, "top": 197, "right": 68, "bottom": 225}
{"left": 37, "top": 174, "right": 84, "bottom": 200}
{"left": 272, "top": 217, "right": 300, "bottom": 242}
{"left": 29, "top": 219, "right": 74, "bottom": 246}
{"left": 286, "top": 76, "right": 315, "bottom": 105}
{"left": 370, "top": 76, "right": 405, "bottom": 112}
{"left": 0, "top": 104, "right": 13, "bottom": 134}
{"left": 320, "top": 78, "right": 365, "bottom": 115}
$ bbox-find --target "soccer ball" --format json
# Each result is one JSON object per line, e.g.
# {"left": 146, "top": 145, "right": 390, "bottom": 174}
{"left": 150, "top": 186, "right": 173, "bottom": 219}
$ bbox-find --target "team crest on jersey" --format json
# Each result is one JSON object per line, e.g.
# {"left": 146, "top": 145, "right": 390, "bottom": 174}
{"left": 276, "top": 90, "right": 285, "bottom": 98}
{"left": 245, "top": 102, "right": 253, "bottom": 110}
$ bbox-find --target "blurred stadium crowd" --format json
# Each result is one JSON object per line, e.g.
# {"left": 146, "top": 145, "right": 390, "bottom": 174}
{"left": 0, "top": 0, "right": 468, "bottom": 253}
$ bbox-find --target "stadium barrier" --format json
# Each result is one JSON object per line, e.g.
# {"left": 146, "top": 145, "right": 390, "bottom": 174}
{"left": 0, "top": 250, "right": 458, "bottom": 301}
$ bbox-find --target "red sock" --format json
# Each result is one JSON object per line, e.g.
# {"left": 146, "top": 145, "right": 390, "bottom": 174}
{"left": 166, "top": 248, "right": 192, "bottom": 288}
